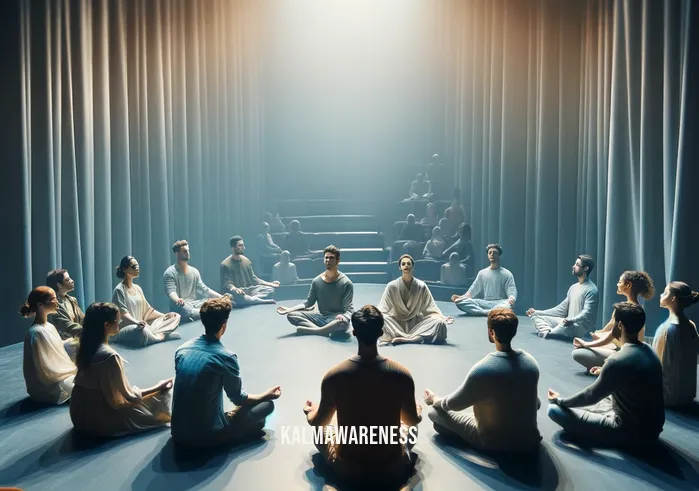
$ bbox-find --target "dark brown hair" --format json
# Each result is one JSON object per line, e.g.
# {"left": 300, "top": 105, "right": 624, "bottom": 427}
{"left": 487, "top": 308, "right": 518, "bottom": 344}
{"left": 46, "top": 269, "right": 68, "bottom": 295}
{"left": 172, "top": 240, "right": 188, "bottom": 253}
{"left": 351, "top": 305, "right": 384, "bottom": 344}
{"left": 668, "top": 281, "right": 699, "bottom": 310}
{"left": 621, "top": 270, "right": 654, "bottom": 300}
{"left": 324, "top": 245, "right": 340, "bottom": 261}
{"left": 200, "top": 297, "right": 233, "bottom": 335}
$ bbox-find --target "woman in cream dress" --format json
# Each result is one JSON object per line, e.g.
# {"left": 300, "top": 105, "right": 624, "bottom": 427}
{"left": 70, "top": 302, "right": 173, "bottom": 436}
{"left": 110, "top": 255, "right": 181, "bottom": 347}
{"left": 20, "top": 286, "right": 77, "bottom": 404}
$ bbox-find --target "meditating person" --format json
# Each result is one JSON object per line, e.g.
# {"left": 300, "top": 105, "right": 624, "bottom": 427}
{"left": 256, "top": 222, "right": 283, "bottom": 256}
{"left": 277, "top": 245, "right": 354, "bottom": 336}
{"left": 273, "top": 250, "right": 298, "bottom": 285}
{"left": 171, "top": 297, "right": 280, "bottom": 447}
{"left": 398, "top": 214, "right": 425, "bottom": 242}
{"left": 445, "top": 194, "right": 466, "bottom": 232}
{"left": 423, "top": 226, "right": 446, "bottom": 260}
{"left": 420, "top": 202, "right": 439, "bottom": 227}
{"left": 284, "top": 220, "right": 314, "bottom": 259}
{"left": 424, "top": 308, "right": 541, "bottom": 452}
{"left": 304, "top": 305, "right": 421, "bottom": 485}
{"left": 406, "top": 172, "right": 432, "bottom": 200}
{"left": 571, "top": 270, "right": 654, "bottom": 371}
{"left": 264, "top": 212, "right": 286, "bottom": 233}
{"left": 111, "top": 255, "right": 181, "bottom": 347}
{"left": 378, "top": 255, "right": 452, "bottom": 345}
{"left": 548, "top": 302, "right": 665, "bottom": 445}
{"left": 164, "top": 239, "right": 228, "bottom": 321}
{"left": 441, "top": 223, "right": 474, "bottom": 275}
{"left": 653, "top": 281, "right": 699, "bottom": 407}
{"left": 438, "top": 214, "right": 457, "bottom": 242}
{"left": 70, "top": 302, "right": 173, "bottom": 436}
{"left": 220, "top": 236, "right": 279, "bottom": 306}
{"left": 451, "top": 244, "right": 517, "bottom": 315}
{"left": 526, "top": 255, "right": 599, "bottom": 339}
{"left": 46, "top": 268, "right": 83, "bottom": 360}
{"left": 441, "top": 252, "right": 468, "bottom": 286}
{"left": 21, "top": 286, "right": 77, "bottom": 405}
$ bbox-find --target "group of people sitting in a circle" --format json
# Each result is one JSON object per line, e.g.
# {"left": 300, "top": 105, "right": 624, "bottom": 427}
{"left": 17, "top": 233, "right": 699, "bottom": 487}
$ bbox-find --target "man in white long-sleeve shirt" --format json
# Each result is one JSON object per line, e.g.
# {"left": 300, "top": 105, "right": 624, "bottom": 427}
{"left": 526, "top": 254, "right": 599, "bottom": 339}
{"left": 451, "top": 244, "right": 517, "bottom": 315}
{"left": 423, "top": 308, "right": 542, "bottom": 451}
{"left": 164, "top": 240, "right": 229, "bottom": 321}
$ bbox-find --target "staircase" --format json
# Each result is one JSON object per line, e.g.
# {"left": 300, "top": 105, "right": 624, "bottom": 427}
{"left": 272, "top": 200, "right": 390, "bottom": 284}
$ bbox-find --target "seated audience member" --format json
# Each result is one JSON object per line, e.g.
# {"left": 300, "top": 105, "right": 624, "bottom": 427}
{"left": 399, "top": 214, "right": 426, "bottom": 242}
{"left": 445, "top": 193, "right": 466, "bottom": 229}
{"left": 441, "top": 252, "right": 468, "bottom": 286}
{"left": 439, "top": 212, "right": 457, "bottom": 240}
{"left": 441, "top": 223, "right": 474, "bottom": 275}
{"left": 46, "top": 268, "right": 83, "bottom": 360}
{"left": 220, "top": 235, "right": 279, "bottom": 306}
{"left": 405, "top": 172, "right": 432, "bottom": 201}
{"left": 653, "top": 281, "right": 699, "bottom": 407}
{"left": 70, "top": 303, "right": 173, "bottom": 436}
{"left": 304, "top": 305, "right": 421, "bottom": 485}
{"left": 425, "top": 308, "right": 541, "bottom": 451}
{"left": 171, "top": 297, "right": 280, "bottom": 447}
{"left": 451, "top": 244, "right": 517, "bottom": 315}
{"left": 420, "top": 202, "right": 439, "bottom": 228}
{"left": 571, "top": 270, "right": 652, "bottom": 371}
{"left": 164, "top": 240, "right": 228, "bottom": 321}
{"left": 264, "top": 212, "right": 286, "bottom": 233}
{"left": 548, "top": 302, "right": 664, "bottom": 445}
{"left": 284, "top": 220, "right": 315, "bottom": 259}
{"left": 378, "top": 255, "right": 452, "bottom": 345}
{"left": 273, "top": 250, "right": 299, "bottom": 285}
{"left": 277, "top": 245, "right": 354, "bottom": 336}
{"left": 111, "top": 256, "right": 181, "bottom": 347}
{"left": 423, "top": 226, "right": 446, "bottom": 260}
{"left": 21, "top": 287, "right": 77, "bottom": 404}
{"left": 526, "top": 255, "right": 599, "bottom": 340}
{"left": 256, "top": 222, "right": 283, "bottom": 256}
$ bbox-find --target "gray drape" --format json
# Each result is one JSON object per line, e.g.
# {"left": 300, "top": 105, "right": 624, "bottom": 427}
{"left": 440, "top": 0, "right": 698, "bottom": 332}
{"left": 2, "top": 0, "right": 265, "bottom": 346}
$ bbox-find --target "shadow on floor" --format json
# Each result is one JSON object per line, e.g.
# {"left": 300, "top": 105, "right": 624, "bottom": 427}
{"left": 303, "top": 452, "right": 423, "bottom": 491}
{"left": 665, "top": 401, "right": 699, "bottom": 432}
{"left": 430, "top": 434, "right": 561, "bottom": 490}
{"left": 0, "top": 397, "right": 58, "bottom": 429}
{"left": 553, "top": 430, "right": 699, "bottom": 489}
{"left": 130, "top": 434, "right": 274, "bottom": 491}
{"left": 0, "top": 428, "right": 153, "bottom": 484}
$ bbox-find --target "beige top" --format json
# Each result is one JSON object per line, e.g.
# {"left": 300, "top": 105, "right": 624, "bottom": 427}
{"left": 23, "top": 322, "right": 77, "bottom": 404}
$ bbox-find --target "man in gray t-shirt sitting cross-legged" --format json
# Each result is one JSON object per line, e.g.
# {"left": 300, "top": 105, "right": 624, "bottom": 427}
{"left": 276, "top": 245, "right": 354, "bottom": 336}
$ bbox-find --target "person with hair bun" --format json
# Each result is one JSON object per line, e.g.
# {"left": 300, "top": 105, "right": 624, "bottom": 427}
{"left": 571, "top": 270, "right": 654, "bottom": 372}
{"left": 111, "top": 256, "right": 181, "bottom": 347}
{"left": 653, "top": 281, "right": 699, "bottom": 406}
{"left": 20, "top": 286, "right": 77, "bottom": 404}
{"left": 70, "top": 302, "right": 174, "bottom": 436}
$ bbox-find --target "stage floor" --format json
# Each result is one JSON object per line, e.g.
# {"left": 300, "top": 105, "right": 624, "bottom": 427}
{"left": 1, "top": 284, "right": 698, "bottom": 490}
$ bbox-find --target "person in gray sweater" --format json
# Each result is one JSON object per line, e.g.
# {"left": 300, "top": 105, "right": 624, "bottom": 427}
{"left": 163, "top": 240, "right": 228, "bottom": 321}
{"left": 526, "top": 254, "right": 599, "bottom": 339}
{"left": 424, "top": 308, "right": 542, "bottom": 452}
{"left": 277, "top": 245, "right": 354, "bottom": 336}
{"left": 451, "top": 244, "right": 517, "bottom": 315}
{"left": 548, "top": 302, "right": 665, "bottom": 445}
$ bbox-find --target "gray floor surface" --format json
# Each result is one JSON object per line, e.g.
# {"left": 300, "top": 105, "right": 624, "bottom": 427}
{"left": 1, "top": 284, "right": 698, "bottom": 491}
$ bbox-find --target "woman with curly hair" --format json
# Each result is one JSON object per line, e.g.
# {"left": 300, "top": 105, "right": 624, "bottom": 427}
{"left": 653, "top": 281, "right": 699, "bottom": 406}
{"left": 572, "top": 270, "right": 655, "bottom": 372}
{"left": 110, "top": 255, "right": 181, "bottom": 347}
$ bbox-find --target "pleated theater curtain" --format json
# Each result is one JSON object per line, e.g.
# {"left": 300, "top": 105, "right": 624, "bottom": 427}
{"left": 440, "top": 0, "right": 699, "bottom": 332}
{"left": 4, "top": 0, "right": 267, "bottom": 346}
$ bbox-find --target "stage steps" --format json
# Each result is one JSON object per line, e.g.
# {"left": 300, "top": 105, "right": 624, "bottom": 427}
{"left": 273, "top": 200, "right": 390, "bottom": 284}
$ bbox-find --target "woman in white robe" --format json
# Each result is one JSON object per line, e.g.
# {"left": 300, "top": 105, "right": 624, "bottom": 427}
{"left": 20, "top": 287, "right": 77, "bottom": 404}
{"left": 70, "top": 302, "right": 173, "bottom": 436}
{"left": 378, "top": 254, "right": 453, "bottom": 345}
{"left": 110, "top": 256, "right": 181, "bottom": 347}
